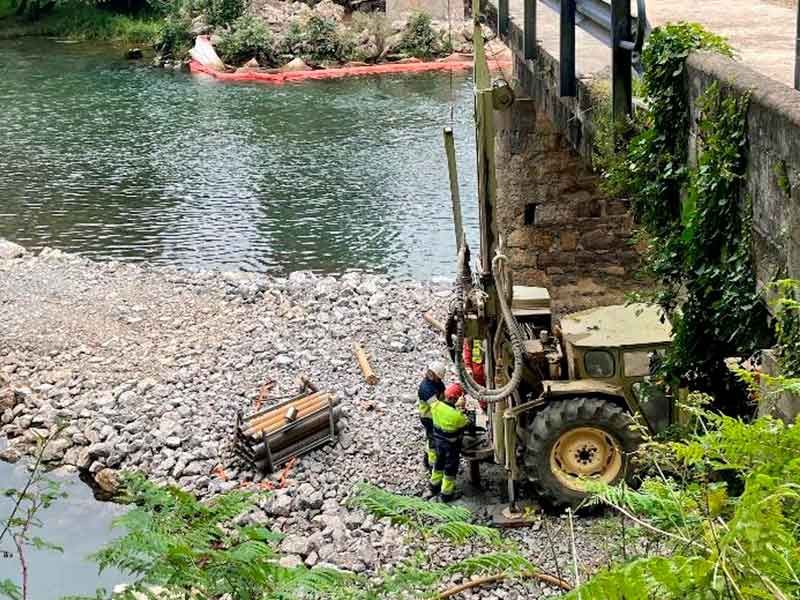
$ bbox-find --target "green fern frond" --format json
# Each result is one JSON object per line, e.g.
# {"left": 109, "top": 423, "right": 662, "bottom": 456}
{"left": 430, "top": 521, "right": 501, "bottom": 546}
{"left": 350, "top": 483, "right": 471, "bottom": 525}
{"left": 445, "top": 551, "right": 534, "bottom": 577}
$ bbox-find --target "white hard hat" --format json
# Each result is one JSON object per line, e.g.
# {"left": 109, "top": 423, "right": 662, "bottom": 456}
{"left": 428, "top": 360, "right": 447, "bottom": 379}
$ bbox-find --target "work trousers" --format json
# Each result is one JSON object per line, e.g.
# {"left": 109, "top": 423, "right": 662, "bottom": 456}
{"left": 419, "top": 416, "right": 437, "bottom": 467}
{"left": 430, "top": 435, "right": 461, "bottom": 497}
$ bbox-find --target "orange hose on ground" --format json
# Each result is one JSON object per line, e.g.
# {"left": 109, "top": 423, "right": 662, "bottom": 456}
{"left": 188, "top": 58, "right": 511, "bottom": 85}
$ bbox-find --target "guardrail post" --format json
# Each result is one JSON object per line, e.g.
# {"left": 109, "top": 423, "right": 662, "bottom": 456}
{"left": 795, "top": 0, "right": 799, "bottom": 90}
{"left": 524, "top": 0, "right": 537, "bottom": 60}
{"left": 611, "top": 0, "right": 632, "bottom": 123}
{"left": 499, "top": 0, "right": 510, "bottom": 37}
{"left": 560, "top": 0, "right": 576, "bottom": 96}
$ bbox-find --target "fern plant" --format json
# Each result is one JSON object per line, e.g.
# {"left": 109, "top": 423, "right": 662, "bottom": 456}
{"left": 572, "top": 404, "right": 800, "bottom": 600}
{"left": 71, "top": 473, "right": 358, "bottom": 600}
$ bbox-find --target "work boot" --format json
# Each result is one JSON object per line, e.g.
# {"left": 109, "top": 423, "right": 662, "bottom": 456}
{"left": 428, "top": 482, "right": 441, "bottom": 496}
{"left": 440, "top": 491, "right": 462, "bottom": 503}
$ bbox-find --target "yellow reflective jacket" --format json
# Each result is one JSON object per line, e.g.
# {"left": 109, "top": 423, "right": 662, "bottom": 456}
{"left": 472, "top": 340, "right": 483, "bottom": 364}
{"left": 431, "top": 400, "right": 469, "bottom": 436}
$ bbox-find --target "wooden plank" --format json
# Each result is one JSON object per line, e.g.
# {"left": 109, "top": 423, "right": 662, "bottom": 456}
{"left": 353, "top": 342, "right": 378, "bottom": 385}
{"left": 559, "top": 0, "right": 576, "bottom": 97}
{"left": 524, "top": 0, "right": 537, "bottom": 61}
{"left": 611, "top": 0, "right": 633, "bottom": 122}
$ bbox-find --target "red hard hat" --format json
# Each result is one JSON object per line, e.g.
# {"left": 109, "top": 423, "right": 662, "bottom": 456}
{"left": 445, "top": 383, "right": 464, "bottom": 400}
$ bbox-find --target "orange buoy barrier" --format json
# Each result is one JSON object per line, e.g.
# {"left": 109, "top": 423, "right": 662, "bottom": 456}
{"left": 188, "top": 57, "right": 511, "bottom": 85}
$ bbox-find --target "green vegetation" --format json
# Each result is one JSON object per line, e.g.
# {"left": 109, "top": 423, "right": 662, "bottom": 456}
{"left": 0, "top": 0, "right": 16, "bottom": 19}
{"left": 350, "top": 11, "right": 390, "bottom": 62}
{"left": 155, "top": 13, "right": 193, "bottom": 58}
{"left": 568, "top": 393, "right": 800, "bottom": 599}
{"left": 201, "top": 0, "right": 243, "bottom": 28}
{"left": 606, "top": 23, "right": 770, "bottom": 400}
{"left": 397, "top": 12, "right": 446, "bottom": 59}
{"left": 569, "top": 22, "right": 800, "bottom": 600}
{"left": 281, "top": 14, "right": 354, "bottom": 66}
{"left": 2, "top": 465, "right": 562, "bottom": 600}
{"left": 0, "top": 4, "right": 162, "bottom": 43}
{"left": 84, "top": 473, "right": 354, "bottom": 600}
{"left": 217, "top": 15, "right": 274, "bottom": 66}
{"left": 1, "top": 430, "right": 67, "bottom": 600}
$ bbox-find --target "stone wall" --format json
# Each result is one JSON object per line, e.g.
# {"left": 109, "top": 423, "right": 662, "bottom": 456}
{"left": 493, "top": 57, "right": 641, "bottom": 315}
{"left": 683, "top": 52, "right": 800, "bottom": 421}
{"left": 685, "top": 52, "right": 800, "bottom": 290}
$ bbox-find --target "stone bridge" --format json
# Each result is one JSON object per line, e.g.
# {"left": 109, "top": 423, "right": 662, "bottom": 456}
{"left": 481, "top": 0, "right": 800, "bottom": 314}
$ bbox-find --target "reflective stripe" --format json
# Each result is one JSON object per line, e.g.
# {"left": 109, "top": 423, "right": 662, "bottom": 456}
{"left": 442, "top": 475, "right": 456, "bottom": 495}
{"left": 426, "top": 444, "right": 437, "bottom": 465}
{"left": 431, "top": 400, "right": 470, "bottom": 433}
{"left": 433, "top": 427, "right": 461, "bottom": 444}
{"left": 472, "top": 340, "right": 483, "bottom": 364}
{"left": 418, "top": 401, "right": 431, "bottom": 417}
{"left": 431, "top": 470, "right": 443, "bottom": 485}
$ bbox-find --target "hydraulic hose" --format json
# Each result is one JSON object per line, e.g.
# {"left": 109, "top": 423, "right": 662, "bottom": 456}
{"left": 452, "top": 245, "right": 525, "bottom": 403}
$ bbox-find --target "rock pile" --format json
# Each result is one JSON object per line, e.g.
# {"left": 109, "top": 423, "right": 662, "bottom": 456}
{"left": 0, "top": 245, "right": 607, "bottom": 597}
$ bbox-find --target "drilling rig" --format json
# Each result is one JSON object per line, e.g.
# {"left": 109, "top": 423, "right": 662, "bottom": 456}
{"left": 442, "top": 4, "right": 674, "bottom": 515}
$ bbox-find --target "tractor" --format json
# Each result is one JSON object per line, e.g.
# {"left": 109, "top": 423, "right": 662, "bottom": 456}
{"left": 441, "top": 5, "right": 675, "bottom": 511}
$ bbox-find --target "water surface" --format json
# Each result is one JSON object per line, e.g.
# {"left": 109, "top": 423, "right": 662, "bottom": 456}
{"left": 0, "top": 453, "right": 125, "bottom": 599}
{"left": 0, "top": 39, "right": 479, "bottom": 278}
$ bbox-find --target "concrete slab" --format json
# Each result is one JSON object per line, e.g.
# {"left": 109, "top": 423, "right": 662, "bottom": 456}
{"left": 488, "top": 500, "right": 542, "bottom": 527}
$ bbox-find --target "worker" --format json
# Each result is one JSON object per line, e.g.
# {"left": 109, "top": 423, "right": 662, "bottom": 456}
{"left": 430, "top": 382, "right": 470, "bottom": 502}
{"left": 463, "top": 338, "right": 486, "bottom": 386}
{"left": 463, "top": 338, "right": 487, "bottom": 411}
{"left": 418, "top": 360, "right": 446, "bottom": 470}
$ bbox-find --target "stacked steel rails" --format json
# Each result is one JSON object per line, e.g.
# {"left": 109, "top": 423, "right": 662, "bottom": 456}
{"left": 234, "top": 381, "right": 341, "bottom": 473}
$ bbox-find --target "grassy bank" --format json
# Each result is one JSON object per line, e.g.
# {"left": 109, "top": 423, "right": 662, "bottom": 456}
{"left": 0, "top": 4, "right": 161, "bottom": 43}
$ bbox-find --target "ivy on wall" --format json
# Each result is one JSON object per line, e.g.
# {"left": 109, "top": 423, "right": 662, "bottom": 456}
{"left": 608, "top": 23, "right": 772, "bottom": 398}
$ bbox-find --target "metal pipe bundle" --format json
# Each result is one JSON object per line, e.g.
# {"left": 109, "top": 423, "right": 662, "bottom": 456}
{"left": 234, "top": 382, "right": 341, "bottom": 473}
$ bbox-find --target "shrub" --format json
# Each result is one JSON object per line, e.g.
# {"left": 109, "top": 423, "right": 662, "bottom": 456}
{"left": 156, "top": 13, "right": 193, "bottom": 57}
{"left": 398, "top": 11, "right": 442, "bottom": 59}
{"left": 202, "top": 0, "right": 244, "bottom": 27}
{"left": 216, "top": 14, "right": 274, "bottom": 65}
{"left": 1, "top": 4, "right": 163, "bottom": 42}
{"left": 350, "top": 11, "right": 390, "bottom": 60}
{"left": 280, "top": 14, "right": 353, "bottom": 65}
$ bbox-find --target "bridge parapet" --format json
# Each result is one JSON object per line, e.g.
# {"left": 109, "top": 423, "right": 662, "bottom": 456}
{"left": 483, "top": 0, "right": 800, "bottom": 316}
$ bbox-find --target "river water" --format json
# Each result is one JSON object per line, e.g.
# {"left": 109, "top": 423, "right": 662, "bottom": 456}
{"left": 0, "top": 39, "right": 479, "bottom": 279}
{"left": 0, "top": 451, "right": 126, "bottom": 599}
{"left": 0, "top": 39, "right": 483, "bottom": 597}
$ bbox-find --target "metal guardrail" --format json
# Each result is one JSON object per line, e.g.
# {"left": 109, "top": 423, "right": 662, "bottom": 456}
{"left": 795, "top": 1, "right": 799, "bottom": 90}
{"left": 496, "top": 0, "right": 649, "bottom": 122}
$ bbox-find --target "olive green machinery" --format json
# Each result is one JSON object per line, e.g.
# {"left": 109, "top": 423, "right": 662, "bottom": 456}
{"left": 442, "top": 7, "right": 675, "bottom": 509}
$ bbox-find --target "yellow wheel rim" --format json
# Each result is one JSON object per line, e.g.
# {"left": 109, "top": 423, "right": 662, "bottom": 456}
{"left": 549, "top": 427, "right": 623, "bottom": 492}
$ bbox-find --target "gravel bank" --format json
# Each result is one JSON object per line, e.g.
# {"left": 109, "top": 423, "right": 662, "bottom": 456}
{"left": 0, "top": 243, "right": 621, "bottom": 598}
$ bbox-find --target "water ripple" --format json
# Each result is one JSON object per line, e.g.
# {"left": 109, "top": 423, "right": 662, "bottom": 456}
{"left": 0, "top": 39, "right": 479, "bottom": 279}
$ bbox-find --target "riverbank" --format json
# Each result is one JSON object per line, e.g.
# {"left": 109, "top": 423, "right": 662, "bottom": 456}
{"left": 0, "top": 5, "right": 160, "bottom": 43}
{"left": 0, "top": 242, "right": 623, "bottom": 597}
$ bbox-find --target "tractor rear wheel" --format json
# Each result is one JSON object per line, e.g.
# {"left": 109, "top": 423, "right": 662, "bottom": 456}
{"left": 524, "top": 397, "right": 641, "bottom": 508}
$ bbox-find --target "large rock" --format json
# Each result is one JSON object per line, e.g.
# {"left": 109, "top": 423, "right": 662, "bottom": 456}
{"left": 189, "top": 36, "right": 225, "bottom": 72}
{"left": 0, "top": 240, "right": 26, "bottom": 259}
{"left": 95, "top": 468, "right": 120, "bottom": 494}
{"left": 312, "top": 0, "right": 344, "bottom": 22}
{"left": 280, "top": 534, "right": 313, "bottom": 556}
{"left": 282, "top": 57, "right": 311, "bottom": 72}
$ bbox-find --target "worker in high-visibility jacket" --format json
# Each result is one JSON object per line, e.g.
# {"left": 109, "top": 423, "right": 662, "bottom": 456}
{"left": 430, "top": 382, "right": 470, "bottom": 502}
{"left": 463, "top": 338, "right": 486, "bottom": 411}
{"left": 418, "top": 361, "right": 446, "bottom": 470}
